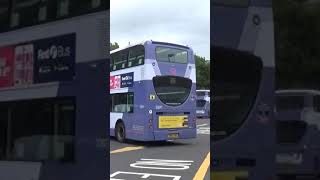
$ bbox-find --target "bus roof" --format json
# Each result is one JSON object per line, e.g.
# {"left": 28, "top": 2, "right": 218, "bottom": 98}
{"left": 276, "top": 89, "right": 320, "bottom": 96}
{"left": 110, "top": 40, "right": 191, "bottom": 54}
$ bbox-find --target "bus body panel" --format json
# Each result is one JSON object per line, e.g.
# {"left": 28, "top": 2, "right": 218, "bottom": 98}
{"left": 196, "top": 90, "right": 210, "bottom": 118}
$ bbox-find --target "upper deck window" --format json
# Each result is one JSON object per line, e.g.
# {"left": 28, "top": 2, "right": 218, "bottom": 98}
{"left": 213, "top": 0, "right": 249, "bottom": 7}
{"left": 128, "top": 45, "right": 144, "bottom": 67}
{"left": 1, "top": 0, "right": 107, "bottom": 32}
{"left": 313, "top": 95, "right": 320, "bottom": 112}
{"left": 111, "top": 45, "right": 145, "bottom": 71}
{"left": 58, "top": 0, "right": 106, "bottom": 18}
{"left": 0, "top": 0, "right": 10, "bottom": 32}
{"left": 11, "top": 0, "right": 41, "bottom": 28}
{"left": 111, "top": 50, "right": 128, "bottom": 71}
{"left": 156, "top": 47, "right": 188, "bottom": 64}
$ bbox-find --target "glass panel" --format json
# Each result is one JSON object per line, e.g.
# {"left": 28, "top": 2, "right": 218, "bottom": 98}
{"left": 153, "top": 76, "right": 192, "bottom": 106}
{"left": 2, "top": 98, "right": 75, "bottom": 162}
{"left": 0, "top": 0, "right": 10, "bottom": 32}
{"left": 196, "top": 91, "right": 206, "bottom": 97}
{"left": 39, "top": 0, "right": 58, "bottom": 22}
{"left": 111, "top": 93, "right": 133, "bottom": 113}
{"left": 12, "top": 0, "right": 41, "bottom": 27}
{"left": 213, "top": 0, "right": 249, "bottom": 7}
{"left": 0, "top": 106, "right": 8, "bottom": 160}
{"left": 57, "top": 0, "right": 69, "bottom": 17}
{"left": 313, "top": 95, "right": 320, "bottom": 112}
{"left": 112, "top": 50, "right": 127, "bottom": 70}
{"left": 55, "top": 100, "right": 75, "bottom": 161}
{"left": 276, "top": 120, "right": 307, "bottom": 144}
{"left": 112, "top": 93, "right": 128, "bottom": 113}
{"left": 276, "top": 95, "right": 304, "bottom": 111}
{"left": 127, "top": 93, "right": 134, "bottom": 113}
{"left": 10, "top": 100, "right": 54, "bottom": 161}
{"left": 197, "top": 99, "right": 206, "bottom": 107}
{"left": 213, "top": 47, "right": 262, "bottom": 141}
{"left": 128, "top": 45, "right": 145, "bottom": 67}
{"left": 62, "top": 0, "right": 107, "bottom": 17}
{"left": 156, "top": 47, "right": 188, "bottom": 64}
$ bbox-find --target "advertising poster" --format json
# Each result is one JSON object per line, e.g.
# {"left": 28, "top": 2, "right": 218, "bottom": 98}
{"left": 110, "top": 75, "right": 120, "bottom": 89}
{"left": 120, "top": 72, "right": 134, "bottom": 88}
{"left": 33, "top": 33, "right": 76, "bottom": 83}
{"left": 0, "top": 46, "right": 14, "bottom": 88}
{"left": 14, "top": 44, "right": 34, "bottom": 86}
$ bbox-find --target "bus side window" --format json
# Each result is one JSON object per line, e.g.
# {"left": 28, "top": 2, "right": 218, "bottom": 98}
{"left": 127, "top": 93, "right": 134, "bottom": 113}
{"left": 112, "top": 52, "right": 123, "bottom": 71}
{"left": 110, "top": 54, "right": 114, "bottom": 70}
{"left": 112, "top": 94, "right": 127, "bottom": 113}
{"left": 313, "top": 95, "right": 320, "bottom": 112}
{"left": 120, "top": 50, "right": 128, "bottom": 69}
{"left": 128, "top": 45, "right": 145, "bottom": 67}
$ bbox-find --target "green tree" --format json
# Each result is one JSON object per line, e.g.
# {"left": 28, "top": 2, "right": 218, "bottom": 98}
{"left": 195, "top": 55, "right": 210, "bottom": 89}
{"left": 274, "top": 0, "right": 320, "bottom": 89}
{"left": 110, "top": 42, "right": 119, "bottom": 51}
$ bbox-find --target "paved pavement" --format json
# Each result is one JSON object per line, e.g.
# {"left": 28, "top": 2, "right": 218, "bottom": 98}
{"left": 110, "top": 118, "right": 210, "bottom": 180}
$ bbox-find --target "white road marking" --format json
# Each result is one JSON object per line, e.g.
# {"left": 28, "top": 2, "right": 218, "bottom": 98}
{"left": 197, "top": 127, "right": 210, "bottom": 135}
{"left": 197, "top": 124, "right": 208, "bottom": 127}
{"left": 110, "top": 171, "right": 181, "bottom": 180}
{"left": 130, "top": 159, "right": 194, "bottom": 170}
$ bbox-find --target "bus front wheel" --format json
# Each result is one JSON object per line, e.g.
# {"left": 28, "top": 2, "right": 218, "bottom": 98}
{"left": 115, "top": 122, "right": 126, "bottom": 143}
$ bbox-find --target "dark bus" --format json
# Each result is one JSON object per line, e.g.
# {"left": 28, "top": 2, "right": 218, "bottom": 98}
{"left": 212, "top": 0, "right": 276, "bottom": 179}
{"left": 0, "top": 0, "right": 108, "bottom": 179}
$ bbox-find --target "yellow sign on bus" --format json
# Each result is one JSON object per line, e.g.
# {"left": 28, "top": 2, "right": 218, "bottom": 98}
{"left": 158, "top": 115, "right": 188, "bottom": 129}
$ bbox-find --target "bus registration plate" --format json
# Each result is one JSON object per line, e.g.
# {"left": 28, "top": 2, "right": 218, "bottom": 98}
{"left": 158, "top": 115, "right": 188, "bottom": 129}
{"left": 168, "top": 133, "right": 179, "bottom": 139}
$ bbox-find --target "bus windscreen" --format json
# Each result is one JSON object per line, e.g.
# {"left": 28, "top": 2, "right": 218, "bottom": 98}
{"left": 212, "top": 47, "right": 262, "bottom": 141}
{"left": 153, "top": 76, "right": 192, "bottom": 106}
{"left": 155, "top": 47, "right": 188, "bottom": 64}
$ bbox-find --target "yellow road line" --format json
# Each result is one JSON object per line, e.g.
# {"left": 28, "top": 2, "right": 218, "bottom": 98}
{"left": 211, "top": 171, "right": 248, "bottom": 180}
{"left": 193, "top": 152, "right": 210, "bottom": 180}
{"left": 110, "top": 146, "right": 144, "bottom": 154}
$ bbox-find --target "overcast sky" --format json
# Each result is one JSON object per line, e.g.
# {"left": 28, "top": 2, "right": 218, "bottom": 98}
{"left": 111, "top": 0, "right": 210, "bottom": 60}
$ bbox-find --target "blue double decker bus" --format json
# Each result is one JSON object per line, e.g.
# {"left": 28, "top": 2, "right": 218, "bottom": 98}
{"left": 275, "top": 89, "right": 320, "bottom": 179}
{"left": 110, "top": 40, "right": 197, "bottom": 142}
{"left": 212, "top": 0, "right": 276, "bottom": 179}
{"left": 196, "top": 89, "right": 210, "bottom": 118}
